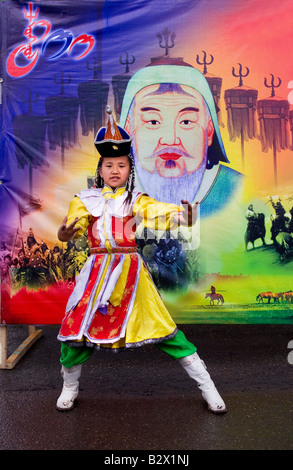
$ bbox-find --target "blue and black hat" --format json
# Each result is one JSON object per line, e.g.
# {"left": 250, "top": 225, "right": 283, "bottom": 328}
{"left": 94, "top": 105, "right": 131, "bottom": 158}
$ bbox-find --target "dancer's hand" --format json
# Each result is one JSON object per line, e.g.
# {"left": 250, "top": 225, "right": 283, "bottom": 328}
{"left": 57, "top": 216, "right": 80, "bottom": 241}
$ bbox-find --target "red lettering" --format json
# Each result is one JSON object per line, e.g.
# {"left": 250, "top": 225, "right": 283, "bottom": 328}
{"left": 31, "top": 20, "right": 52, "bottom": 42}
{"left": 6, "top": 3, "right": 94, "bottom": 78}
{"left": 68, "top": 34, "right": 95, "bottom": 60}
{"left": 6, "top": 44, "right": 39, "bottom": 78}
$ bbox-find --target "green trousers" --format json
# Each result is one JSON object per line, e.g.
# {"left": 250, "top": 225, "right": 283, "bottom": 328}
{"left": 60, "top": 330, "right": 197, "bottom": 369}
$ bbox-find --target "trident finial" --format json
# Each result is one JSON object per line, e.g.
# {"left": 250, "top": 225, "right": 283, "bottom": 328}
{"left": 86, "top": 57, "right": 101, "bottom": 79}
{"left": 23, "top": 2, "right": 39, "bottom": 22}
{"left": 54, "top": 71, "right": 71, "bottom": 94}
{"left": 119, "top": 52, "right": 135, "bottom": 74}
{"left": 22, "top": 89, "right": 39, "bottom": 113}
{"left": 196, "top": 51, "right": 214, "bottom": 75}
{"left": 232, "top": 63, "right": 249, "bottom": 86}
{"left": 157, "top": 27, "right": 176, "bottom": 56}
{"left": 264, "top": 73, "right": 281, "bottom": 97}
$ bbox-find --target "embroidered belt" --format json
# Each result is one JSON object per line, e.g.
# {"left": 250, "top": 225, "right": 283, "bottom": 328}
{"left": 90, "top": 247, "right": 137, "bottom": 254}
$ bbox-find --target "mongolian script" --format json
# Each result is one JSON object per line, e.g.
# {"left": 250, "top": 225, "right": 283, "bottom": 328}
{"left": 6, "top": 2, "right": 95, "bottom": 78}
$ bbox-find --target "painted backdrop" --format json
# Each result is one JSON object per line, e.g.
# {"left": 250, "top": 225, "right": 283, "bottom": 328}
{"left": 1, "top": 0, "right": 293, "bottom": 325}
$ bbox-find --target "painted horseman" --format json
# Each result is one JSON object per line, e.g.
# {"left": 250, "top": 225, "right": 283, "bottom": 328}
{"left": 245, "top": 204, "right": 266, "bottom": 250}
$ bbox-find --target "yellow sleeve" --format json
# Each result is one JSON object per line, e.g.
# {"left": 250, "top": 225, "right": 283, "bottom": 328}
{"left": 133, "top": 194, "right": 181, "bottom": 231}
{"left": 67, "top": 196, "right": 91, "bottom": 237}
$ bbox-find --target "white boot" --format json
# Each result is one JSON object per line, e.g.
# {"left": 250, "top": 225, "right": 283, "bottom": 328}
{"left": 178, "top": 352, "right": 227, "bottom": 414}
{"left": 56, "top": 364, "right": 82, "bottom": 411}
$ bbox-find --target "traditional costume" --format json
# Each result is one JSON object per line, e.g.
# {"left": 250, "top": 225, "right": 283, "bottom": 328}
{"left": 56, "top": 108, "right": 227, "bottom": 414}
{"left": 57, "top": 185, "right": 181, "bottom": 349}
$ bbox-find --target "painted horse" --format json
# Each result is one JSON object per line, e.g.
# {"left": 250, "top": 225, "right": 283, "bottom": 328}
{"left": 205, "top": 292, "right": 224, "bottom": 305}
{"left": 256, "top": 292, "right": 279, "bottom": 303}
{"left": 245, "top": 213, "right": 266, "bottom": 250}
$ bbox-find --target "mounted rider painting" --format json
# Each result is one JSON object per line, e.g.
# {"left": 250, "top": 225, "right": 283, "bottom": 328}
{"left": 245, "top": 204, "right": 266, "bottom": 250}
{"left": 205, "top": 285, "right": 224, "bottom": 305}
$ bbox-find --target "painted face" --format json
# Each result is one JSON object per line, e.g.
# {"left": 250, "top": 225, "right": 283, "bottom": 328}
{"left": 126, "top": 84, "right": 214, "bottom": 178}
{"left": 99, "top": 156, "right": 130, "bottom": 189}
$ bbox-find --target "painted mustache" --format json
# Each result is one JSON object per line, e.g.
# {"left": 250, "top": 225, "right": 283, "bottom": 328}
{"left": 144, "top": 147, "right": 193, "bottom": 160}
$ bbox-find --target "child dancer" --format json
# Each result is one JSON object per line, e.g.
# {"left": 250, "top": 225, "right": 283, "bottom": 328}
{"left": 56, "top": 107, "right": 226, "bottom": 414}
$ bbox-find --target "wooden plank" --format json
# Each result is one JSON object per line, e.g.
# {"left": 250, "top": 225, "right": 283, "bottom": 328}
{"left": 0, "top": 326, "right": 42, "bottom": 369}
{"left": 0, "top": 325, "right": 8, "bottom": 369}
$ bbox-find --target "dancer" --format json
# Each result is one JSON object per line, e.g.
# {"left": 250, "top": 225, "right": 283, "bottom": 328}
{"left": 56, "top": 107, "right": 226, "bottom": 414}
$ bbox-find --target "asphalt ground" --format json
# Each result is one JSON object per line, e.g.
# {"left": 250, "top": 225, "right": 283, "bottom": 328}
{"left": 0, "top": 323, "right": 292, "bottom": 458}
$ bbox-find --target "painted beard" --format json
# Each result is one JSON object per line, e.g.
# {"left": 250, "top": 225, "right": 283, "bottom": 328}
{"left": 132, "top": 146, "right": 207, "bottom": 205}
